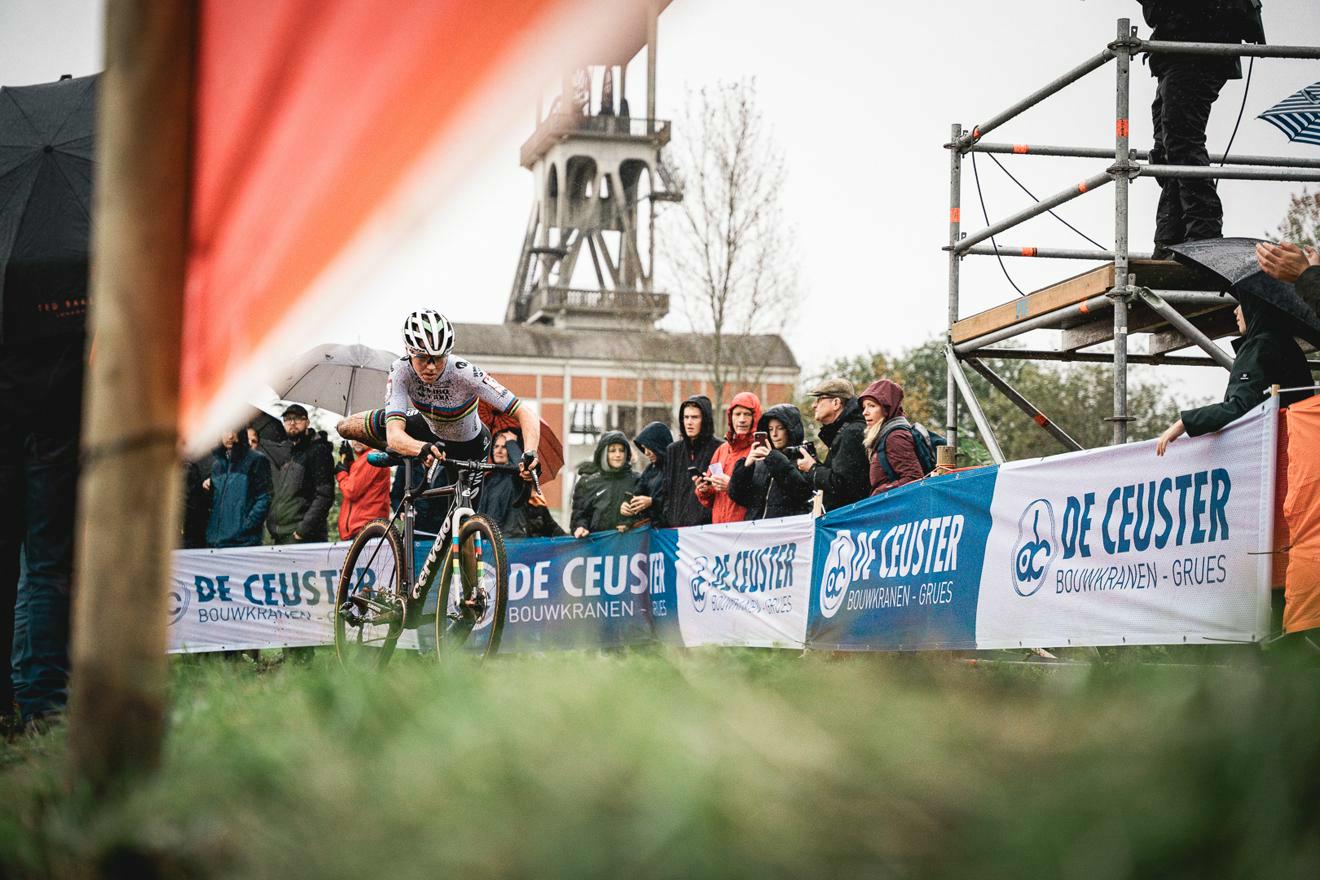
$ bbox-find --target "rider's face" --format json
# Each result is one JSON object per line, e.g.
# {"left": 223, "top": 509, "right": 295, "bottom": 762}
{"left": 410, "top": 354, "right": 445, "bottom": 383}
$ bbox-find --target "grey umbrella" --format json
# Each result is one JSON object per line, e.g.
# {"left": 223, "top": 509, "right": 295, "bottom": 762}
{"left": 1167, "top": 237, "right": 1320, "bottom": 348}
{"left": 271, "top": 343, "right": 399, "bottom": 416}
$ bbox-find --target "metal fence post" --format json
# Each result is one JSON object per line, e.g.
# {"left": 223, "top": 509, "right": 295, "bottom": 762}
{"left": 1110, "top": 17, "right": 1134, "bottom": 445}
{"left": 947, "top": 123, "right": 962, "bottom": 456}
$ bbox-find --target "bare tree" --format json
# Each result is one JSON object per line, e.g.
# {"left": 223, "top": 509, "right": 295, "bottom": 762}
{"left": 1274, "top": 187, "right": 1320, "bottom": 249}
{"left": 662, "top": 79, "right": 799, "bottom": 411}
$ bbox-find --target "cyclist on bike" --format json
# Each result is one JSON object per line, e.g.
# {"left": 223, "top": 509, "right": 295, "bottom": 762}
{"left": 336, "top": 309, "right": 540, "bottom": 539}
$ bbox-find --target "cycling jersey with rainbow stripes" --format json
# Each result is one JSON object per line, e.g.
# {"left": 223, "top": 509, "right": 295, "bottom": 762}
{"left": 383, "top": 355, "right": 519, "bottom": 442}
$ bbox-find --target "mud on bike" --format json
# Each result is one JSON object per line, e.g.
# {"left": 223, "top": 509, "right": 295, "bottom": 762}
{"left": 333, "top": 444, "right": 530, "bottom": 669}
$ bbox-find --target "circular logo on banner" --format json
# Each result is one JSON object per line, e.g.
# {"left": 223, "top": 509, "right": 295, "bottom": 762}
{"left": 1011, "top": 498, "right": 1056, "bottom": 597}
{"left": 819, "top": 533, "right": 855, "bottom": 619}
{"left": 167, "top": 583, "right": 190, "bottom": 626}
{"left": 689, "top": 556, "right": 710, "bottom": 612}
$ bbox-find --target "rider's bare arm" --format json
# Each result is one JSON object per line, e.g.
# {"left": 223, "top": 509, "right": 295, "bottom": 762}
{"left": 335, "top": 413, "right": 372, "bottom": 446}
{"left": 385, "top": 417, "right": 430, "bottom": 459}
{"left": 515, "top": 402, "right": 540, "bottom": 464}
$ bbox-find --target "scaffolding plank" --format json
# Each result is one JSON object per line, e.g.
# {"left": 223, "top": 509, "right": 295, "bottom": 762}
{"left": 1060, "top": 300, "right": 1227, "bottom": 351}
{"left": 951, "top": 264, "right": 1114, "bottom": 344}
{"left": 1146, "top": 308, "right": 1239, "bottom": 355}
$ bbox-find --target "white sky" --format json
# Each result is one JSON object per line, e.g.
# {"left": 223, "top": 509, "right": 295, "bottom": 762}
{"left": 4, "top": 0, "right": 1320, "bottom": 411}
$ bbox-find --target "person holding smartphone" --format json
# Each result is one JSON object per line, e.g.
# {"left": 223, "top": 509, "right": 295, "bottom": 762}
{"left": 571, "top": 431, "right": 641, "bottom": 537}
{"left": 658, "top": 395, "right": 722, "bottom": 528}
{"left": 695, "top": 391, "right": 762, "bottom": 524}
{"left": 728, "top": 404, "right": 814, "bottom": 520}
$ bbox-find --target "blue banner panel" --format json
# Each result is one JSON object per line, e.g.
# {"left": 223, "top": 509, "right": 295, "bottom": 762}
{"left": 807, "top": 467, "right": 999, "bottom": 651}
{"left": 416, "top": 528, "right": 674, "bottom": 653}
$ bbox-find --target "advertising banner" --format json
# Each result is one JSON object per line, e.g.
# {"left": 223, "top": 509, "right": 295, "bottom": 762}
{"left": 809, "top": 468, "right": 999, "bottom": 651}
{"left": 168, "top": 543, "right": 343, "bottom": 652}
{"left": 973, "top": 400, "right": 1276, "bottom": 648}
{"left": 168, "top": 403, "right": 1278, "bottom": 655}
{"left": 497, "top": 528, "right": 674, "bottom": 653}
{"left": 655, "top": 514, "right": 815, "bottom": 648}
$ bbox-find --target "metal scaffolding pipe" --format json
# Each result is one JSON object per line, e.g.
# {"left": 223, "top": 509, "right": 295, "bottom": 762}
{"left": 954, "top": 171, "right": 1113, "bottom": 253}
{"left": 1112, "top": 18, "right": 1133, "bottom": 446}
{"left": 958, "top": 49, "right": 1115, "bottom": 149}
{"left": 966, "top": 141, "right": 1320, "bottom": 169}
{"left": 947, "top": 123, "right": 963, "bottom": 453}
{"left": 1137, "top": 164, "right": 1320, "bottom": 183}
{"left": 945, "top": 346, "right": 1005, "bottom": 464}
{"left": 954, "top": 244, "right": 1145, "bottom": 261}
{"left": 968, "top": 348, "right": 1318, "bottom": 368}
{"left": 1140, "top": 38, "right": 1320, "bottom": 60}
{"left": 964, "top": 358, "right": 1083, "bottom": 452}
{"left": 1134, "top": 288, "right": 1236, "bottom": 370}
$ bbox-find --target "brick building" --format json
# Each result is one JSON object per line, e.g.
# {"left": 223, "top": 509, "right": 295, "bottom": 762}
{"left": 455, "top": 322, "right": 799, "bottom": 522}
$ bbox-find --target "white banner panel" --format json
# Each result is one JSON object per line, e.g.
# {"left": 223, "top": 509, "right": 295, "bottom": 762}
{"left": 168, "top": 542, "right": 422, "bottom": 652}
{"left": 669, "top": 514, "right": 815, "bottom": 648}
{"left": 973, "top": 400, "right": 1277, "bottom": 648}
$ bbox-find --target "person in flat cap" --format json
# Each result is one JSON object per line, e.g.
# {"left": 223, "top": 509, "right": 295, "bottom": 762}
{"left": 797, "top": 377, "right": 870, "bottom": 512}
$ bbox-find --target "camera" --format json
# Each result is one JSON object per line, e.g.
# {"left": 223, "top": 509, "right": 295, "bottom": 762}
{"left": 785, "top": 441, "right": 818, "bottom": 460}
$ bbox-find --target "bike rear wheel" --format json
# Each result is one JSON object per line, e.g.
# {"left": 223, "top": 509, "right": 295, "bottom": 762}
{"left": 334, "top": 519, "right": 406, "bottom": 670}
{"left": 436, "top": 514, "right": 508, "bottom": 660}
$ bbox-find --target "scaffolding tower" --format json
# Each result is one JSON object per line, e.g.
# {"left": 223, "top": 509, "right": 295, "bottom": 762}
{"left": 945, "top": 17, "right": 1320, "bottom": 463}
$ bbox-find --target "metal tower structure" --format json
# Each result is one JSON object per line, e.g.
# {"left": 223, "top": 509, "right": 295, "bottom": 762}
{"left": 944, "top": 17, "right": 1320, "bottom": 462}
{"left": 506, "top": 0, "right": 680, "bottom": 332}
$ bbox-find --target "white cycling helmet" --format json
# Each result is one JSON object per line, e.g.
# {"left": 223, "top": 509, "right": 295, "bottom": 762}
{"left": 401, "top": 309, "right": 455, "bottom": 357}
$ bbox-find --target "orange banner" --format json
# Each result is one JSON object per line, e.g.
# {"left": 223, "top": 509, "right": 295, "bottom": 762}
{"left": 1283, "top": 395, "right": 1320, "bottom": 633}
{"left": 182, "top": 0, "right": 652, "bottom": 448}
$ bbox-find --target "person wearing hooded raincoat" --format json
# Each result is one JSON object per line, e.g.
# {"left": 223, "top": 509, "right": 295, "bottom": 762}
{"left": 858, "top": 379, "right": 925, "bottom": 496}
{"left": 696, "top": 391, "right": 762, "bottom": 524}
{"left": 727, "top": 403, "right": 813, "bottom": 520}
{"left": 572, "top": 431, "right": 642, "bottom": 535}
{"left": 658, "top": 395, "right": 722, "bottom": 528}
{"left": 1157, "top": 298, "right": 1315, "bottom": 454}
{"left": 625, "top": 421, "right": 672, "bottom": 526}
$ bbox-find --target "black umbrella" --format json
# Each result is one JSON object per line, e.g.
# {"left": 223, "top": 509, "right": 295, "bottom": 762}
{"left": 1167, "top": 237, "right": 1320, "bottom": 348}
{"left": 0, "top": 74, "right": 98, "bottom": 344}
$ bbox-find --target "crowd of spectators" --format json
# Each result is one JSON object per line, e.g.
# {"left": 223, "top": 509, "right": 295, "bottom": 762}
{"left": 565, "top": 376, "right": 944, "bottom": 537}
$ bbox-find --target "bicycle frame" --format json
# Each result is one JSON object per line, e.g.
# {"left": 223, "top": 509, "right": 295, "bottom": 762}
{"left": 374, "top": 454, "right": 521, "bottom": 626}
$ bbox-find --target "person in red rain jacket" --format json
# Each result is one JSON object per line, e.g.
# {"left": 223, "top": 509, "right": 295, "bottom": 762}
{"left": 859, "top": 379, "right": 924, "bottom": 496}
{"left": 695, "top": 391, "right": 762, "bottom": 524}
{"left": 335, "top": 440, "right": 391, "bottom": 541}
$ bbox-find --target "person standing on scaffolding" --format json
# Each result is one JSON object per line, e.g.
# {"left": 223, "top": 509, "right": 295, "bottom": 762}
{"left": 1141, "top": 1, "right": 1265, "bottom": 259}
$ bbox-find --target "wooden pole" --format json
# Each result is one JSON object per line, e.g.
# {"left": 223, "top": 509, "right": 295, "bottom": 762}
{"left": 66, "top": 0, "right": 196, "bottom": 789}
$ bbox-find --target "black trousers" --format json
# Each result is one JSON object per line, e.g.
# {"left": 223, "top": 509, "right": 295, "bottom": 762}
{"left": 1151, "top": 60, "right": 1229, "bottom": 247}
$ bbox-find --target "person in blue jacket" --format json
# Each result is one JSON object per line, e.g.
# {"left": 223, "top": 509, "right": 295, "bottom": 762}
{"left": 204, "top": 431, "right": 273, "bottom": 548}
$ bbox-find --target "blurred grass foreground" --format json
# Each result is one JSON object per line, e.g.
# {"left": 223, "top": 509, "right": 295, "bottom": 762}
{"left": 2, "top": 648, "right": 1318, "bottom": 879}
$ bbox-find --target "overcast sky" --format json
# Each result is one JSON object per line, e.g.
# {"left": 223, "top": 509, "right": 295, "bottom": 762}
{"left": 4, "top": 0, "right": 1319, "bottom": 411}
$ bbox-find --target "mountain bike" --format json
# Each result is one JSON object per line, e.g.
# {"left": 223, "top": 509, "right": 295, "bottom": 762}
{"left": 333, "top": 447, "right": 525, "bottom": 669}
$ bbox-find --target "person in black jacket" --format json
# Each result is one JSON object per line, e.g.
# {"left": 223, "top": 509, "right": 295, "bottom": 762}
{"left": 657, "top": 395, "right": 722, "bottom": 528}
{"left": 1156, "top": 298, "right": 1314, "bottom": 454}
{"left": 797, "top": 378, "right": 871, "bottom": 512}
{"left": 624, "top": 421, "right": 672, "bottom": 526}
{"left": 572, "top": 431, "right": 641, "bottom": 536}
{"left": 1141, "top": 0, "right": 1266, "bottom": 257}
{"left": 266, "top": 404, "right": 335, "bottom": 543}
{"left": 728, "top": 404, "right": 814, "bottom": 520}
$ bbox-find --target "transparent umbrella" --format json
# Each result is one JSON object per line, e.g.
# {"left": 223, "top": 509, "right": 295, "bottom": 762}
{"left": 271, "top": 343, "right": 399, "bottom": 416}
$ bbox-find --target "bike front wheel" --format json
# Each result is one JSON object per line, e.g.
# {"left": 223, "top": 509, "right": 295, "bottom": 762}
{"left": 436, "top": 514, "right": 508, "bottom": 660}
{"left": 334, "top": 519, "right": 406, "bottom": 670}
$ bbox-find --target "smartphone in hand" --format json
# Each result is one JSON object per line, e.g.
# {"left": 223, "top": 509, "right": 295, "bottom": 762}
{"left": 753, "top": 431, "right": 768, "bottom": 448}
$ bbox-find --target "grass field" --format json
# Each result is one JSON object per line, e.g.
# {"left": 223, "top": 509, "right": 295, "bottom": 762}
{"left": 2, "top": 647, "right": 1318, "bottom": 879}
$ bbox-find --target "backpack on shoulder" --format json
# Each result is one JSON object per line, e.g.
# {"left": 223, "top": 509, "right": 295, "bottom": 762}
{"left": 875, "top": 418, "right": 947, "bottom": 481}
